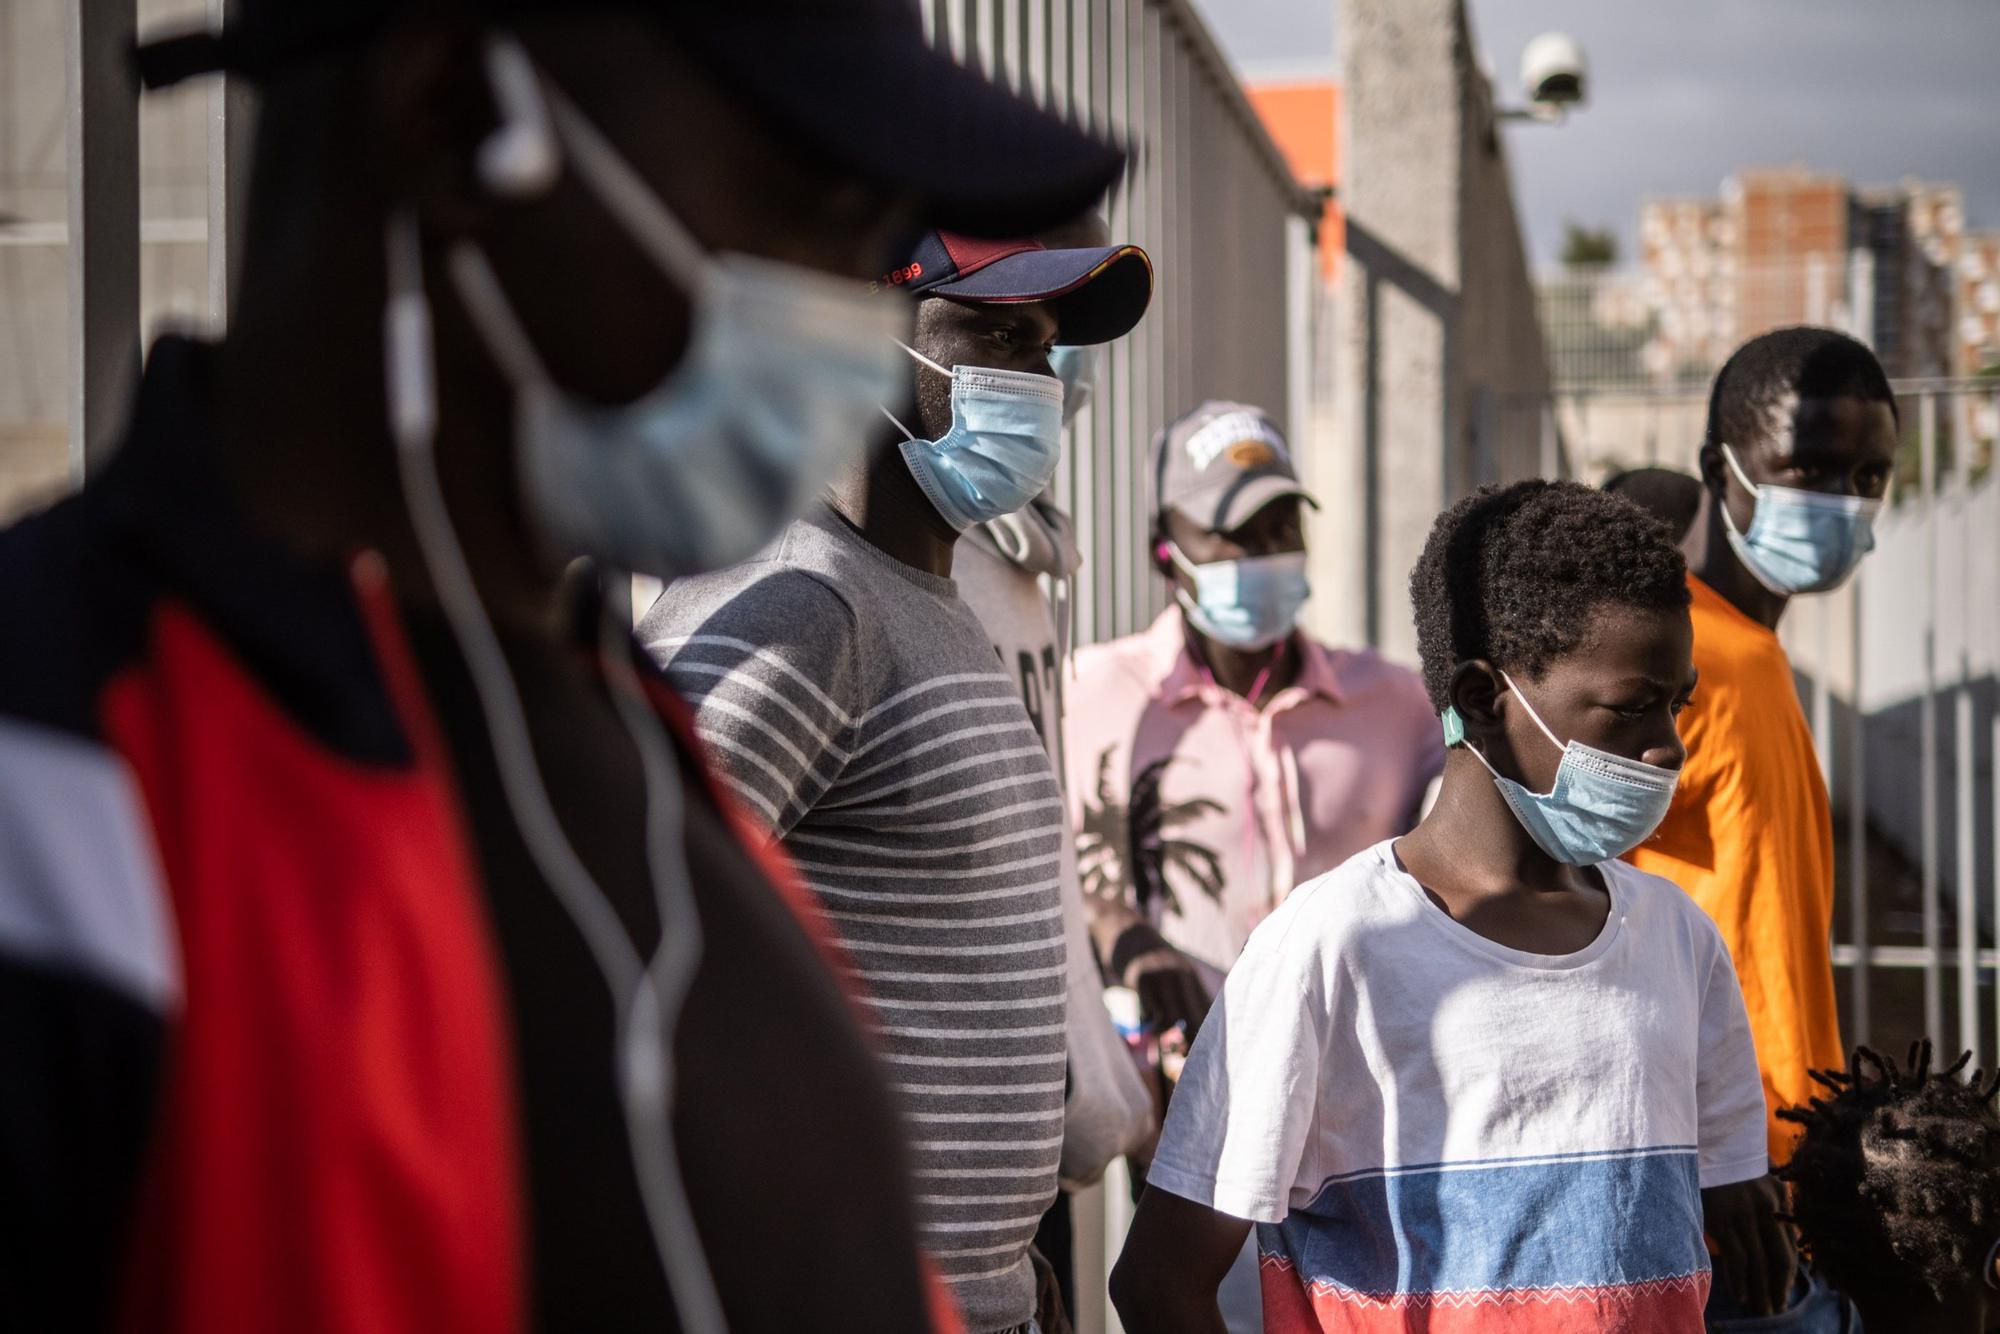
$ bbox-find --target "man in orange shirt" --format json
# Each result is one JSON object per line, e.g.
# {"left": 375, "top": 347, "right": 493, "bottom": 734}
{"left": 1630, "top": 327, "right": 1899, "bottom": 1174}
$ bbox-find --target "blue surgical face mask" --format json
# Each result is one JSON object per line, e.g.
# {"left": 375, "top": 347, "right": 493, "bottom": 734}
{"left": 887, "top": 343, "right": 1065, "bottom": 532}
{"left": 1445, "top": 671, "right": 1679, "bottom": 866}
{"left": 444, "top": 78, "right": 909, "bottom": 577}
{"left": 1049, "top": 344, "right": 1098, "bottom": 427}
{"left": 1718, "top": 443, "right": 1883, "bottom": 595}
{"left": 1169, "top": 543, "right": 1310, "bottom": 650}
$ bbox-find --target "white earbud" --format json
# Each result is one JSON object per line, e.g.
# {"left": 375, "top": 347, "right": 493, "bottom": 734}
{"left": 476, "top": 35, "right": 560, "bottom": 199}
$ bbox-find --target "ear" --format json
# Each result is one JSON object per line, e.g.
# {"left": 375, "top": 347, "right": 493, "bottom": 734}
{"left": 1446, "top": 660, "right": 1506, "bottom": 740}
{"left": 363, "top": 14, "right": 510, "bottom": 240}
{"left": 1696, "top": 438, "right": 1728, "bottom": 497}
{"left": 1150, "top": 531, "right": 1175, "bottom": 579}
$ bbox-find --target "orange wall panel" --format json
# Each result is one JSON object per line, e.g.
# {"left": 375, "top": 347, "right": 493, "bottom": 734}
{"left": 1246, "top": 79, "right": 1344, "bottom": 282}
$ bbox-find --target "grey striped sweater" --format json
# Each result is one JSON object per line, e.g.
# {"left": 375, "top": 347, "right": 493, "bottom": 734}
{"left": 640, "top": 507, "right": 1065, "bottom": 1333}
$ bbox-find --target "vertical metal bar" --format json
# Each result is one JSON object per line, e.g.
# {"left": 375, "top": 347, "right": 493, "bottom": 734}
{"left": 1812, "top": 600, "right": 1833, "bottom": 790}
{"left": 1048, "top": 0, "right": 1069, "bottom": 120}
{"left": 1958, "top": 659, "right": 1977, "bottom": 1058}
{"left": 1106, "top": 0, "right": 1131, "bottom": 635}
{"left": 1956, "top": 385, "right": 1979, "bottom": 1059}
{"left": 1070, "top": 0, "right": 1098, "bottom": 642}
{"left": 206, "top": 0, "right": 253, "bottom": 330}
{"left": 1849, "top": 575, "right": 1871, "bottom": 1045}
{"left": 1152, "top": 3, "right": 1168, "bottom": 616}
{"left": 973, "top": 0, "right": 997, "bottom": 75}
{"left": 1009, "top": 0, "right": 1030, "bottom": 90}
{"left": 1025, "top": 0, "right": 1048, "bottom": 105}
{"left": 1921, "top": 391, "right": 1943, "bottom": 1042}
{"left": 65, "top": 0, "right": 142, "bottom": 478}
{"left": 1994, "top": 410, "right": 2000, "bottom": 1072}
{"left": 943, "top": 0, "right": 966, "bottom": 62}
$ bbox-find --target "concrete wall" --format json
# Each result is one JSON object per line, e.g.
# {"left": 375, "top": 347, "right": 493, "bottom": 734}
{"left": 1309, "top": 0, "right": 1552, "bottom": 665}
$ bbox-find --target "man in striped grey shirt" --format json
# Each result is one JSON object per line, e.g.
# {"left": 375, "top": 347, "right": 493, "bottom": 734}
{"left": 643, "top": 229, "right": 1151, "bottom": 1333}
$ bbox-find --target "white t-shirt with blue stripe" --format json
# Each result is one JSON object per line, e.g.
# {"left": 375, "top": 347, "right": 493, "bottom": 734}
{"left": 1147, "top": 840, "right": 1769, "bottom": 1332}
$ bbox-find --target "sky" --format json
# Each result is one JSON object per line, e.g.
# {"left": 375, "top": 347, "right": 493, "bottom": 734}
{"left": 1189, "top": 0, "right": 2000, "bottom": 271}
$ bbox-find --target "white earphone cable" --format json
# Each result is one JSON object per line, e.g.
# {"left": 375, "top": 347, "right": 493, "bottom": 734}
{"left": 384, "top": 210, "right": 726, "bottom": 1334}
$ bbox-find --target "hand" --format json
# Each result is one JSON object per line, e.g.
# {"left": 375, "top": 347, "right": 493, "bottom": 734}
{"left": 1030, "top": 1245, "right": 1073, "bottom": 1334}
{"left": 1702, "top": 1175, "right": 1795, "bottom": 1317}
{"left": 1107, "top": 921, "right": 1213, "bottom": 1045}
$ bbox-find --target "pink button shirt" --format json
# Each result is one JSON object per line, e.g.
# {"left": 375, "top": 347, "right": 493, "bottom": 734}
{"left": 1064, "top": 609, "right": 1444, "bottom": 976}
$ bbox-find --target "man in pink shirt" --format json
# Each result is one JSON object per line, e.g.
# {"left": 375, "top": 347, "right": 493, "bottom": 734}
{"left": 1068, "top": 400, "right": 1441, "bottom": 1329}
{"left": 1067, "top": 400, "right": 1443, "bottom": 1040}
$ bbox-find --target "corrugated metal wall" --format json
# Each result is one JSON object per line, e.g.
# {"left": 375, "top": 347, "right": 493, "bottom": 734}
{"left": 919, "top": 0, "right": 1319, "bottom": 648}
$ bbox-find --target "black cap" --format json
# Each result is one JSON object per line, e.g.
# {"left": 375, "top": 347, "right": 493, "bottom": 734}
{"left": 134, "top": 0, "right": 1127, "bottom": 239}
{"left": 884, "top": 230, "right": 1153, "bottom": 346}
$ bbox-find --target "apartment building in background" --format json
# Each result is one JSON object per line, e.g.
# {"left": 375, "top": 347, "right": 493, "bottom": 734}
{"left": 1634, "top": 167, "right": 1974, "bottom": 386}
{"left": 1548, "top": 166, "right": 1996, "bottom": 400}
{"left": 1637, "top": 195, "right": 1736, "bottom": 380}
{"left": 1958, "top": 231, "right": 2000, "bottom": 377}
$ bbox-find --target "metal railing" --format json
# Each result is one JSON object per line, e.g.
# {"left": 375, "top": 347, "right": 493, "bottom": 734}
{"left": 919, "top": 0, "right": 1324, "bottom": 651}
{"left": 1537, "top": 259, "right": 1974, "bottom": 392}
{"left": 1488, "top": 378, "right": 2000, "bottom": 1074}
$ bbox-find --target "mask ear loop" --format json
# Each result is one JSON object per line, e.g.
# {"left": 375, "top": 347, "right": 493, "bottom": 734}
{"left": 1719, "top": 442, "right": 1761, "bottom": 500}
{"left": 1714, "top": 442, "right": 1795, "bottom": 596}
{"left": 879, "top": 340, "right": 955, "bottom": 441}
{"left": 1163, "top": 540, "right": 1204, "bottom": 580}
{"left": 1496, "top": 669, "right": 1569, "bottom": 754}
{"left": 538, "top": 78, "right": 710, "bottom": 288}
{"left": 1445, "top": 669, "right": 1565, "bottom": 788}
{"left": 446, "top": 244, "right": 552, "bottom": 386}
{"left": 896, "top": 338, "right": 954, "bottom": 380}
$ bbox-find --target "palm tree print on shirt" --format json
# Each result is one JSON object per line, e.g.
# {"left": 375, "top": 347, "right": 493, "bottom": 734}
{"left": 1077, "top": 749, "right": 1225, "bottom": 918}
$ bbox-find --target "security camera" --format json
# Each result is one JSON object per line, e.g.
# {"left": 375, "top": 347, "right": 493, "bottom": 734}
{"left": 1520, "top": 32, "right": 1587, "bottom": 110}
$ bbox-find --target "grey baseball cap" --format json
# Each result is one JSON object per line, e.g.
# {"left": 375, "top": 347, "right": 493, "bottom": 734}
{"left": 1152, "top": 400, "right": 1316, "bottom": 533}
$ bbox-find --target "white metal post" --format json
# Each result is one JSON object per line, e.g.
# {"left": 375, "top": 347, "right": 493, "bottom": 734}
{"left": 1955, "top": 385, "right": 1979, "bottom": 1060}
{"left": 1920, "top": 392, "right": 1943, "bottom": 1042}
{"left": 1848, "top": 576, "right": 1870, "bottom": 1045}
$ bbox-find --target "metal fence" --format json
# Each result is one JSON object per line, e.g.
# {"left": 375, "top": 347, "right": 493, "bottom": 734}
{"left": 33, "top": 1, "right": 1322, "bottom": 649}
{"left": 1489, "top": 378, "right": 2000, "bottom": 1077}
{"left": 1537, "top": 260, "right": 1976, "bottom": 394}
{"left": 918, "top": 0, "right": 1324, "bottom": 651}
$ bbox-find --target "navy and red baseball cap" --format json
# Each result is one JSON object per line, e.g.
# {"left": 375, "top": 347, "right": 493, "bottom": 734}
{"left": 134, "top": 0, "right": 1127, "bottom": 239}
{"left": 883, "top": 231, "right": 1154, "bottom": 345}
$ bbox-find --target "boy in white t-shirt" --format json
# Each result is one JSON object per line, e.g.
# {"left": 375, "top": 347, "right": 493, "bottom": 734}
{"left": 1111, "top": 481, "right": 1795, "bottom": 1332}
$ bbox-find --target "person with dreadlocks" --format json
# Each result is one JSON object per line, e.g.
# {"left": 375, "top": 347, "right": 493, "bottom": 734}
{"left": 1110, "top": 480, "right": 1793, "bottom": 1332}
{"left": 1780, "top": 1041, "right": 2000, "bottom": 1333}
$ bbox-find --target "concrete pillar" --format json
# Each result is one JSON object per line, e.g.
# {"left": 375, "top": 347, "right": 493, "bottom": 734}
{"left": 1323, "top": 0, "right": 1465, "bottom": 666}
{"left": 1310, "top": 0, "right": 1554, "bottom": 664}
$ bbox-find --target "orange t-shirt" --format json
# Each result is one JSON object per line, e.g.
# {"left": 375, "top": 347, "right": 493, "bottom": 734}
{"left": 1627, "top": 574, "right": 1841, "bottom": 1165}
